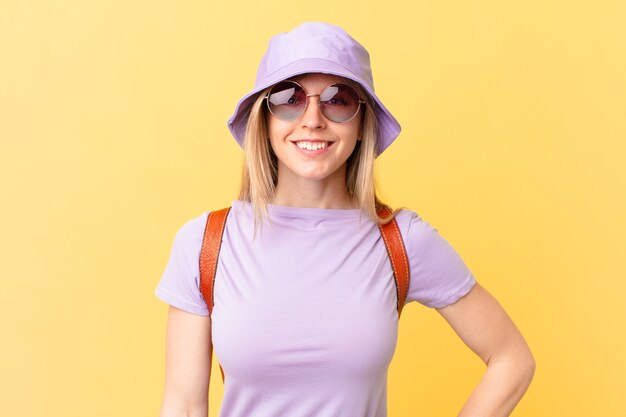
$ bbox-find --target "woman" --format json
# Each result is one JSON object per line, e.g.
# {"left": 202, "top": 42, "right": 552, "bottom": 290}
{"left": 155, "top": 22, "right": 535, "bottom": 417}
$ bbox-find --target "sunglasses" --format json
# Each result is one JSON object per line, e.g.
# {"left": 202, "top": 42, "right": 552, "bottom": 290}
{"left": 264, "top": 80, "right": 366, "bottom": 123}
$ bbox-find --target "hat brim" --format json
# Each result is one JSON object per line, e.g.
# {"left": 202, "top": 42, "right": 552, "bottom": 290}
{"left": 227, "top": 57, "right": 401, "bottom": 156}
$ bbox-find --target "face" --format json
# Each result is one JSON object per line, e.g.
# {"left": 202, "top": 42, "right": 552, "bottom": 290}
{"left": 266, "top": 73, "right": 362, "bottom": 185}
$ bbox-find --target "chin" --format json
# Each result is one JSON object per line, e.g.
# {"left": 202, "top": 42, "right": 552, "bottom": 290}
{"left": 297, "top": 172, "right": 331, "bottom": 181}
{"left": 281, "top": 162, "right": 347, "bottom": 182}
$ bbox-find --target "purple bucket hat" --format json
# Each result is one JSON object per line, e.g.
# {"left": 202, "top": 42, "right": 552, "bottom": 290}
{"left": 226, "top": 22, "right": 401, "bottom": 156}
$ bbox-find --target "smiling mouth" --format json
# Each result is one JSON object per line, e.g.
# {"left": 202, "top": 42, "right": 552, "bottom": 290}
{"left": 292, "top": 140, "right": 334, "bottom": 151}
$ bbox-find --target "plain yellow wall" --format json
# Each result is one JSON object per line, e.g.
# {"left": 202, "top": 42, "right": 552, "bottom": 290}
{"left": 1, "top": 1, "right": 624, "bottom": 416}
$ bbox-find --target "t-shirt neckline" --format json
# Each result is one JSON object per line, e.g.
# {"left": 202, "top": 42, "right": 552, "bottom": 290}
{"left": 232, "top": 199, "right": 362, "bottom": 218}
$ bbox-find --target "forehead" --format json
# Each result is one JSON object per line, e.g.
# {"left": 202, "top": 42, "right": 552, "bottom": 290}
{"left": 290, "top": 72, "right": 350, "bottom": 86}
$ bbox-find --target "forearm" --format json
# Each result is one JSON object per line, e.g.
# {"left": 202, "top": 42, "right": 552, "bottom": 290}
{"left": 457, "top": 355, "right": 535, "bottom": 417}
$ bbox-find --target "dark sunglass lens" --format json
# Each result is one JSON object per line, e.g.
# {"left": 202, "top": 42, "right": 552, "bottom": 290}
{"left": 267, "top": 82, "right": 306, "bottom": 120}
{"left": 320, "top": 84, "right": 360, "bottom": 122}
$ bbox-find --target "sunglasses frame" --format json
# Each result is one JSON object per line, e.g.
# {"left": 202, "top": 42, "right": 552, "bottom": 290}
{"left": 263, "top": 80, "right": 366, "bottom": 123}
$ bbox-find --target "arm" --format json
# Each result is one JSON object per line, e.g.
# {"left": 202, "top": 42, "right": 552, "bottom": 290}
{"left": 436, "top": 282, "right": 536, "bottom": 417}
{"left": 159, "top": 305, "right": 212, "bottom": 417}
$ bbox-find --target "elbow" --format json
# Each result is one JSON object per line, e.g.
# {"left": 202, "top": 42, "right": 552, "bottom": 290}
{"left": 518, "top": 339, "right": 537, "bottom": 381}
{"left": 509, "top": 347, "right": 537, "bottom": 388}
{"left": 525, "top": 350, "right": 537, "bottom": 383}
{"left": 487, "top": 345, "right": 536, "bottom": 386}
{"left": 159, "top": 400, "right": 208, "bottom": 417}
{"left": 509, "top": 351, "right": 536, "bottom": 400}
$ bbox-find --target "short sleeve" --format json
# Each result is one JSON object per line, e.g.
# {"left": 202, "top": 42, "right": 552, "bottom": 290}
{"left": 403, "top": 212, "right": 477, "bottom": 308}
{"left": 154, "top": 212, "right": 210, "bottom": 316}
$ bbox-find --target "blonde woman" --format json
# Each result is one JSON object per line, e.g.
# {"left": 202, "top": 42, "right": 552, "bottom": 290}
{"left": 155, "top": 22, "right": 535, "bottom": 417}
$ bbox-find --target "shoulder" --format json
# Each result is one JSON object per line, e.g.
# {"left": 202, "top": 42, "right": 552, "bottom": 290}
{"left": 155, "top": 211, "right": 213, "bottom": 316}
{"left": 392, "top": 207, "right": 448, "bottom": 247}
{"left": 171, "top": 211, "right": 210, "bottom": 248}
{"left": 391, "top": 207, "right": 477, "bottom": 308}
{"left": 392, "top": 208, "right": 425, "bottom": 241}
{"left": 391, "top": 207, "right": 465, "bottom": 265}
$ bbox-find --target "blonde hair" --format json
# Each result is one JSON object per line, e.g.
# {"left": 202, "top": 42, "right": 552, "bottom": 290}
{"left": 237, "top": 75, "right": 403, "bottom": 236}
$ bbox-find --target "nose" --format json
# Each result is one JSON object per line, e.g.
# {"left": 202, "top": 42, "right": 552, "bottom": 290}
{"left": 301, "top": 94, "right": 326, "bottom": 129}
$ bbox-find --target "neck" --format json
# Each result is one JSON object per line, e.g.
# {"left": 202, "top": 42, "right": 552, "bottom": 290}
{"left": 270, "top": 168, "right": 356, "bottom": 209}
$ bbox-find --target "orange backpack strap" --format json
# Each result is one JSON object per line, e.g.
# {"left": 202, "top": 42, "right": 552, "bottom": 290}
{"left": 199, "top": 206, "right": 231, "bottom": 383}
{"left": 376, "top": 205, "right": 411, "bottom": 317}
{"left": 199, "top": 207, "right": 231, "bottom": 315}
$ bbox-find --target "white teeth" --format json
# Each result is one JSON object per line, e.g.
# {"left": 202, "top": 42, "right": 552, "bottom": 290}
{"left": 296, "top": 141, "right": 328, "bottom": 150}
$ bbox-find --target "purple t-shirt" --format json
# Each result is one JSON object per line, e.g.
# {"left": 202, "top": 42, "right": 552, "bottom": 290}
{"left": 155, "top": 199, "right": 476, "bottom": 417}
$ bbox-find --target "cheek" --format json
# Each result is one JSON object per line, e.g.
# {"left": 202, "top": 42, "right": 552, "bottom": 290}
{"left": 267, "top": 121, "right": 293, "bottom": 157}
{"left": 341, "top": 122, "right": 361, "bottom": 143}
{"left": 267, "top": 115, "right": 290, "bottom": 138}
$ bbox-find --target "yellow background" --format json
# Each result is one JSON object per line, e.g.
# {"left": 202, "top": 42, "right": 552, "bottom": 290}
{"left": 1, "top": 1, "right": 624, "bottom": 416}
